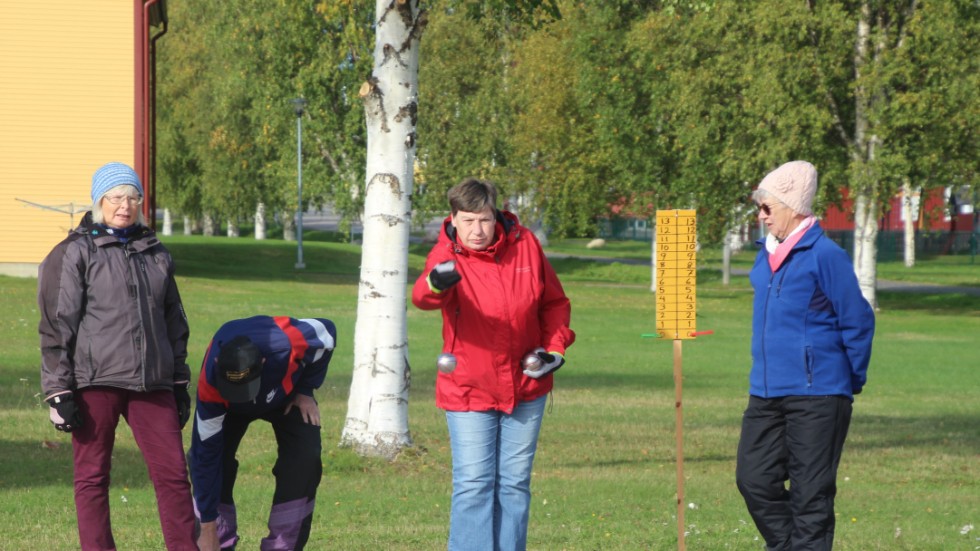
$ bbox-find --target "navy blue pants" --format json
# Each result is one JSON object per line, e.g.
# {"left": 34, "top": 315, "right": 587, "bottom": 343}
{"left": 736, "top": 396, "right": 852, "bottom": 551}
{"left": 217, "top": 405, "right": 322, "bottom": 550}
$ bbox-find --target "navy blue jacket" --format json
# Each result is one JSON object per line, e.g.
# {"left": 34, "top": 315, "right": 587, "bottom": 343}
{"left": 189, "top": 315, "right": 336, "bottom": 522}
{"left": 749, "top": 223, "right": 875, "bottom": 399}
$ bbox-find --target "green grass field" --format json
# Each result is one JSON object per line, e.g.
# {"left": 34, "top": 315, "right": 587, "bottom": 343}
{"left": 1, "top": 235, "right": 977, "bottom": 550}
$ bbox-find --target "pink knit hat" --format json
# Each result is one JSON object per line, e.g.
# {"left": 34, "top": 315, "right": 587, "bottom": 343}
{"left": 757, "top": 160, "right": 818, "bottom": 216}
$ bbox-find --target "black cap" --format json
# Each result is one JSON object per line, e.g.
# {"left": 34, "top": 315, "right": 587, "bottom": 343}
{"left": 215, "top": 335, "right": 263, "bottom": 403}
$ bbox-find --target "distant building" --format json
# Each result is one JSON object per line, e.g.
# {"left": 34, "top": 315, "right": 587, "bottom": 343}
{"left": 821, "top": 186, "right": 976, "bottom": 257}
{"left": 0, "top": 1, "right": 167, "bottom": 276}
{"left": 599, "top": 186, "right": 976, "bottom": 258}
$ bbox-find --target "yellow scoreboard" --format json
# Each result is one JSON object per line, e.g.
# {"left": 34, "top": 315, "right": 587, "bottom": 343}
{"left": 655, "top": 209, "right": 697, "bottom": 340}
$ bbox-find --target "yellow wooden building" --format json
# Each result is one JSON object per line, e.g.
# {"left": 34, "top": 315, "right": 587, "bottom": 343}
{"left": 0, "top": 1, "right": 167, "bottom": 276}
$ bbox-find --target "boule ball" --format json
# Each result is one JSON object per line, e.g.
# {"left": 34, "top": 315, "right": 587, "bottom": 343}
{"left": 522, "top": 353, "right": 542, "bottom": 372}
{"left": 437, "top": 353, "right": 457, "bottom": 373}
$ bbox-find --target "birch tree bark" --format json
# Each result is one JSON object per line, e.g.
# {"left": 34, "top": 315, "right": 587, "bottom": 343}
{"left": 202, "top": 214, "right": 216, "bottom": 236}
{"left": 902, "top": 180, "right": 915, "bottom": 268}
{"left": 342, "top": 0, "right": 425, "bottom": 459}
{"left": 255, "top": 202, "right": 267, "bottom": 241}
{"left": 282, "top": 212, "right": 296, "bottom": 242}
{"left": 850, "top": 1, "right": 880, "bottom": 308}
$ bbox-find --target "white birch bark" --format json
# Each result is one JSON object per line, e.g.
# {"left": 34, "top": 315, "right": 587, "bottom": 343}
{"left": 227, "top": 218, "right": 239, "bottom": 238}
{"left": 202, "top": 214, "right": 215, "bottom": 236}
{"left": 282, "top": 211, "right": 296, "bottom": 242}
{"left": 852, "top": 190, "right": 879, "bottom": 307}
{"left": 851, "top": 1, "right": 879, "bottom": 308}
{"left": 722, "top": 231, "right": 732, "bottom": 287}
{"left": 255, "top": 202, "right": 267, "bottom": 240}
{"left": 342, "top": 0, "right": 424, "bottom": 459}
{"left": 183, "top": 215, "right": 193, "bottom": 235}
{"left": 902, "top": 180, "right": 915, "bottom": 267}
{"left": 162, "top": 208, "right": 173, "bottom": 236}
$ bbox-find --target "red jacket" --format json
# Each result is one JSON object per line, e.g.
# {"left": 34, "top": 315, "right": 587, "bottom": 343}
{"left": 412, "top": 211, "right": 575, "bottom": 413}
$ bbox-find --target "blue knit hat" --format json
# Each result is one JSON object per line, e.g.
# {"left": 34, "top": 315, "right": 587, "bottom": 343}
{"left": 91, "top": 162, "right": 143, "bottom": 203}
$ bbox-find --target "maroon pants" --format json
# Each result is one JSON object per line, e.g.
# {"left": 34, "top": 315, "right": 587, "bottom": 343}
{"left": 72, "top": 387, "right": 197, "bottom": 551}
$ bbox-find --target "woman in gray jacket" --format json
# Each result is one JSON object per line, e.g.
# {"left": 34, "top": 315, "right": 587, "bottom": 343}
{"left": 38, "top": 162, "right": 197, "bottom": 550}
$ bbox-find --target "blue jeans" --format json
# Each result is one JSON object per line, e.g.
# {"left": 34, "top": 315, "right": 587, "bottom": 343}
{"left": 445, "top": 395, "right": 547, "bottom": 551}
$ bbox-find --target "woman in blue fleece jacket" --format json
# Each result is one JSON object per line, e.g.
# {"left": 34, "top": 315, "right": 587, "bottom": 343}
{"left": 736, "top": 161, "right": 875, "bottom": 551}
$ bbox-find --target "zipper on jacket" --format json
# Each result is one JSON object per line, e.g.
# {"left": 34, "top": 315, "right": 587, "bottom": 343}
{"left": 449, "top": 306, "right": 460, "bottom": 353}
{"left": 764, "top": 260, "right": 794, "bottom": 395}
{"left": 125, "top": 245, "right": 149, "bottom": 391}
{"left": 762, "top": 274, "right": 774, "bottom": 396}
{"left": 774, "top": 265, "right": 789, "bottom": 297}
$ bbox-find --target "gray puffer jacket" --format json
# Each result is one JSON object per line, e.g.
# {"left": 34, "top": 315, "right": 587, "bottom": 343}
{"left": 38, "top": 212, "right": 190, "bottom": 397}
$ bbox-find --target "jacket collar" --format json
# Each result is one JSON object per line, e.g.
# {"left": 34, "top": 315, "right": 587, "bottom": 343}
{"left": 755, "top": 220, "right": 824, "bottom": 252}
{"left": 75, "top": 211, "right": 157, "bottom": 251}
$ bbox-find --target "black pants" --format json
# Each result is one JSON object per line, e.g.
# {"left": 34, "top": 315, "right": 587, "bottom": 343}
{"left": 736, "top": 396, "right": 852, "bottom": 551}
{"left": 220, "top": 405, "right": 322, "bottom": 550}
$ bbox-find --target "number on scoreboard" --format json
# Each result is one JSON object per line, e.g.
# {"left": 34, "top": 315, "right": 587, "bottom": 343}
{"left": 655, "top": 210, "right": 697, "bottom": 340}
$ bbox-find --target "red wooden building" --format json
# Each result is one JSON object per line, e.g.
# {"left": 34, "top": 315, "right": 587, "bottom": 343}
{"left": 821, "top": 187, "right": 977, "bottom": 257}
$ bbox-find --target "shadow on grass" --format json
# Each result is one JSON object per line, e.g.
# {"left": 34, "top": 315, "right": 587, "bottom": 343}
{"left": 849, "top": 413, "right": 980, "bottom": 455}
{"left": 557, "top": 370, "right": 675, "bottom": 390}
{"left": 0, "top": 431, "right": 373, "bottom": 491}
{"left": 877, "top": 290, "right": 980, "bottom": 315}
{"left": 0, "top": 438, "right": 157, "bottom": 489}
{"left": 165, "top": 239, "right": 367, "bottom": 284}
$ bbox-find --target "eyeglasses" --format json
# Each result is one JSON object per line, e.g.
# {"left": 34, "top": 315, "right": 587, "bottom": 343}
{"left": 758, "top": 202, "right": 781, "bottom": 216}
{"left": 104, "top": 195, "right": 144, "bottom": 206}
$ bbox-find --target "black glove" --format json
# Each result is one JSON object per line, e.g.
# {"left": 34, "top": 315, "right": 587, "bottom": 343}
{"left": 524, "top": 351, "right": 565, "bottom": 379}
{"left": 427, "top": 260, "right": 461, "bottom": 292}
{"left": 46, "top": 393, "right": 83, "bottom": 432}
{"left": 174, "top": 384, "right": 192, "bottom": 430}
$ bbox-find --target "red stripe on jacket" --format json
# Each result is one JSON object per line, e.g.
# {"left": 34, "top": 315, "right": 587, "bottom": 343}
{"left": 274, "top": 316, "right": 308, "bottom": 395}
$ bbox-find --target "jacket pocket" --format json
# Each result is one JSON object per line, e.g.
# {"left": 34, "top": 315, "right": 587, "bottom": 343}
{"left": 805, "top": 346, "right": 814, "bottom": 388}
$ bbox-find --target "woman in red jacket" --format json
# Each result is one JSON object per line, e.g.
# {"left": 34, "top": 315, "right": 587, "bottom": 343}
{"left": 412, "top": 178, "right": 575, "bottom": 551}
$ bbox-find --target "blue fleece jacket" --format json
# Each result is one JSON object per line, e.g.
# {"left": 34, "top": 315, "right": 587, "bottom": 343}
{"left": 749, "top": 222, "right": 875, "bottom": 399}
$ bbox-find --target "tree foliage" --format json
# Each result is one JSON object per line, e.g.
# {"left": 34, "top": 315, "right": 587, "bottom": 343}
{"left": 157, "top": 0, "right": 978, "bottom": 251}
{"left": 158, "top": 1, "right": 374, "bottom": 235}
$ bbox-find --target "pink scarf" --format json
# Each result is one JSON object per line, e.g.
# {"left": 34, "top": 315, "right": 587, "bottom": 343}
{"left": 767, "top": 216, "right": 815, "bottom": 273}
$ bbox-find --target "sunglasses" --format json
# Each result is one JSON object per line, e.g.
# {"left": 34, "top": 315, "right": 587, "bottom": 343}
{"left": 758, "top": 202, "right": 780, "bottom": 216}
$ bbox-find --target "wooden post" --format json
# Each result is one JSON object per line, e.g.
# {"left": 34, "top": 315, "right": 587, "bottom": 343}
{"left": 674, "top": 339, "right": 685, "bottom": 551}
{"left": 654, "top": 209, "right": 697, "bottom": 551}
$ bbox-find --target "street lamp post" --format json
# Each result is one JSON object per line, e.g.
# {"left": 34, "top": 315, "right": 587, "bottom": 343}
{"left": 292, "top": 97, "right": 308, "bottom": 269}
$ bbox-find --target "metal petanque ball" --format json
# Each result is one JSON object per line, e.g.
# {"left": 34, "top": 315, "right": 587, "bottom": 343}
{"left": 522, "top": 353, "right": 542, "bottom": 372}
{"left": 437, "top": 353, "right": 457, "bottom": 373}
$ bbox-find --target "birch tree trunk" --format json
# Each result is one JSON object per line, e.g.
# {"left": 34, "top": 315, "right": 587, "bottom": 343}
{"left": 282, "top": 212, "right": 296, "bottom": 242}
{"left": 227, "top": 218, "right": 239, "bottom": 238}
{"left": 183, "top": 216, "right": 193, "bottom": 236}
{"left": 202, "top": 214, "right": 216, "bottom": 236}
{"left": 342, "top": 0, "right": 424, "bottom": 459}
{"left": 162, "top": 208, "right": 173, "bottom": 236}
{"left": 722, "top": 230, "right": 732, "bottom": 287}
{"left": 902, "top": 180, "right": 915, "bottom": 268}
{"left": 255, "top": 202, "right": 267, "bottom": 240}
{"left": 852, "top": 188, "right": 879, "bottom": 307}
{"left": 850, "top": 1, "right": 879, "bottom": 308}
